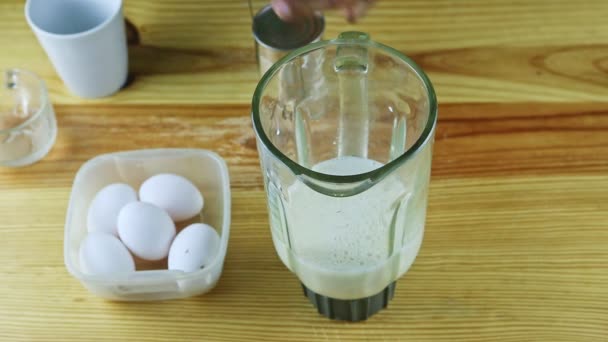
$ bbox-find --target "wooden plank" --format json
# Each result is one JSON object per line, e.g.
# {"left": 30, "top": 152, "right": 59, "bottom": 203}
{"left": 0, "top": 0, "right": 606, "bottom": 104}
{"left": 1, "top": 103, "right": 607, "bottom": 189}
{"left": 0, "top": 177, "right": 607, "bottom": 341}
{"left": 1, "top": 0, "right": 608, "bottom": 340}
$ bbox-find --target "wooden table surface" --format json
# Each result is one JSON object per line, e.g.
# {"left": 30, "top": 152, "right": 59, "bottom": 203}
{"left": 1, "top": 0, "right": 608, "bottom": 341}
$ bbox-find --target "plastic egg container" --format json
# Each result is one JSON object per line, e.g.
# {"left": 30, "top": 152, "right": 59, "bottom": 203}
{"left": 64, "top": 149, "right": 230, "bottom": 301}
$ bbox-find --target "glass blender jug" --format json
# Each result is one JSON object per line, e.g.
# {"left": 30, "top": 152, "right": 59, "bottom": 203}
{"left": 251, "top": 32, "right": 437, "bottom": 321}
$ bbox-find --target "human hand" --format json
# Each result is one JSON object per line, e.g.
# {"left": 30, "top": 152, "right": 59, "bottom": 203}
{"left": 271, "top": 0, "right": 375, "bottom": 23}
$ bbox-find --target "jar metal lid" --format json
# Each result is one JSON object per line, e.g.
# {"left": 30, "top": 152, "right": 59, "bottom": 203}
{"left": 252, "top": 5, "right": 324, "bottom": 51}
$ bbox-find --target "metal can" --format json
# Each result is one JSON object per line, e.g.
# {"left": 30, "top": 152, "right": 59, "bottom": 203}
{"left": 252, "top": 5, "right": 325, "bottom": 75}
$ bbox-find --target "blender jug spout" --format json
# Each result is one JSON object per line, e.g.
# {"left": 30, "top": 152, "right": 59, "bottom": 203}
{"left": 296, "top": 172, "right": 377, "bottom": 198}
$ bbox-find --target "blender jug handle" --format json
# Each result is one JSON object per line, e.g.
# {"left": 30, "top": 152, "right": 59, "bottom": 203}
{"left": 334, "top": 32, "right": 371, "bottom": 159}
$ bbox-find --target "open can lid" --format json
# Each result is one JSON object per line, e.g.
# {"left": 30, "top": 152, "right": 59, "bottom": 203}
{"left": 252, "top": 5, "right": 324, "bottom": 51}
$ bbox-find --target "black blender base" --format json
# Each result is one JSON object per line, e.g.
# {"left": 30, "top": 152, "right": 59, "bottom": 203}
{"left": 302, "top": 282, "right": 396, "bottom": 322}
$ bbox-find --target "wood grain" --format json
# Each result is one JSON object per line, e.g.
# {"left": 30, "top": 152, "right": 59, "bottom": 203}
{"left": 1, "top": 0, "right": 608, "bottom": 341}
{"left": 1, "top": 103, "right": 606, "bottom": 190}
{"left": 1, "top": 0, "right": 607, "bottom": 103}
{"left": 1, "top": 177, "right": 607, "bottom": 341}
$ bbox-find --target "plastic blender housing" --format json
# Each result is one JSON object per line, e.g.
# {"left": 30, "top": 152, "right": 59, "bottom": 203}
{"left": 252, "top": 32, "right": 437, "bottom": 321}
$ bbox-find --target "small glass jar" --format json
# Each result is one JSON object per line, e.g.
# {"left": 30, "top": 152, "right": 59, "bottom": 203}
{"left": 0, "top": 69, "right": 57, "bottom": 167}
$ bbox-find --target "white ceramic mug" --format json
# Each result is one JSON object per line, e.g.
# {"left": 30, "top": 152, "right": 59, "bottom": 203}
{"left": 25, "top": 0, "right": 128, "bottom": 98}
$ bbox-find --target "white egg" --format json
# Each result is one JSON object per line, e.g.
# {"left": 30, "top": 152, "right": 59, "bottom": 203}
{"left": 79, "top": 232, "right": 135, "bottom": 275}
{"left": 168, "top": 223, "right": 220, "bottom": 272}
{"left": 139, "top": 173, "right": 204, "bottom": 222}
{"left": 117, "top": 202, "right": 176, "bottom": 261}
{"left": 87, "top": 183, "right": 137, "bottom": 236}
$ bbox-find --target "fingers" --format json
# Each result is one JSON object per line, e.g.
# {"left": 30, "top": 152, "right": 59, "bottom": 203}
{"left": 271, "top": 0, "right": 307, "bottom": 22}
{"left": 346, "top": 0, "right": 374, "bottom": 23}
{"left": 271, "top": 0, "right": 375, "bottom": 22}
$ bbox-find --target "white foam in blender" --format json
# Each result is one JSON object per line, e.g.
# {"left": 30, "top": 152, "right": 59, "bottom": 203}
{"left": 272, "top": 156, "right": 424, "bottom": 300}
